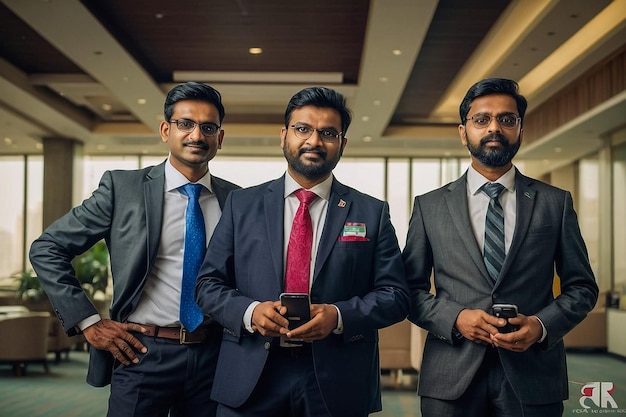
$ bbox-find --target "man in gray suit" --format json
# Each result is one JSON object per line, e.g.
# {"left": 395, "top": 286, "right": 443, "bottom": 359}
{"left": 403, "top": 78, "right": 598, "bottom": 416}
{"left": 29, "top": 82, "right": 239, "bottom": 417}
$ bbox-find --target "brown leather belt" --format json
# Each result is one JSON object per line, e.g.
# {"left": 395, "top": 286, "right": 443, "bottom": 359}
{"left": 135, "top": 323, "right": 210, "bottom": 344}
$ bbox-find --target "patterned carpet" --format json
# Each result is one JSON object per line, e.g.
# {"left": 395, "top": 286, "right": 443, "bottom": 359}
{"left": 0, "top": 350, "right": 624, "bottom": 416}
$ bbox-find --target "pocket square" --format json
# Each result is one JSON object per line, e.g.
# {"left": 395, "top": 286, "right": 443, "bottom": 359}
{"left": 338, "top": 222, "right": 370, "bottom": 241}
{"left": 338, "top": 235, "right": 370, "bottom": 242}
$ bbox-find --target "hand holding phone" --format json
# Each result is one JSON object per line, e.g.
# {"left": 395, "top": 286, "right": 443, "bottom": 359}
{"left": 279, "top": 293, "right": 310, "bottom": 347}
{"left": 491, "top": 303, "right": 519, "bottom": 333}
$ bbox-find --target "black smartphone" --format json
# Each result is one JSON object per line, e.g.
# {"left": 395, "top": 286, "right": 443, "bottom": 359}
{"left": 279, "top": 293, "right": 310, "bottom": 347}
{"left": 280, "top": 293, "right": 310, "bottom": 330}
{"left": 491, "top": 303, "right": 519, "bottom": 333}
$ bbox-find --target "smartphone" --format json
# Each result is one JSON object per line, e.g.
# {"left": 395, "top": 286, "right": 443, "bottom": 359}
{"left": 280, "top": 293, "right": 310, "bottom": 329}
{"left": 491, "top": 303, "right": 519, "bottom": 333}
{"left": 279, "top": 293, "right": 310, "bottom": 347}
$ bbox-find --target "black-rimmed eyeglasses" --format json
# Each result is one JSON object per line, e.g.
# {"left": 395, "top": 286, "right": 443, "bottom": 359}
{"left": 170, "top": 118, "right": 221, "bottom": 137}
{"left": 465, "top": 113, "right": 521, "bottom": 130}
{"left": 290, "top": 124, "right": 342, "bottom": 142}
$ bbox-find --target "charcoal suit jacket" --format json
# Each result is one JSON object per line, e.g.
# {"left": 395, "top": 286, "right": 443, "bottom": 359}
{"left": 29, "top": 161, "right": 239, "bottom": 387}
{"left": 403, "top": 168, "right": 598, "bottom": 405}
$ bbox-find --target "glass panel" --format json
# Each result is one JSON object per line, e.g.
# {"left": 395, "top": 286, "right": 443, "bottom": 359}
{"left": 411, "top": 159, "right": 441, "bottom": 197}
{"left": 333, "top": 158, "right": 384, "bottom": 200}
{"left": 25, "top": 156, "right": 44, "bottom": 273}
{"left": 578, "top": 157, "right": 600, "bottom": 287}
{"left": 0, "top": 156, "right": 25, "bottom": 279}
{"left": 210, "top": 157, "right": 286, "bottom": 188}
{"left": 82, "top": 156, "right": 140, "bottom": 199}
{"left": 387, "top": 159, "right": 410, "bottom": 249}
{"left": 613, "top": 142, "right": 626, "bottom": 295}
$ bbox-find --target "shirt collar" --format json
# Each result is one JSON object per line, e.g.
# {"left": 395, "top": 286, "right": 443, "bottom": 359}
{"left": 164, "top": 156, "right": 213, "bottom": 193}
{"left": 467, "top": 164, "right": 516, "bottom": 196}
{"left": 284, "top": 172, "right": 333, "bottom": 201}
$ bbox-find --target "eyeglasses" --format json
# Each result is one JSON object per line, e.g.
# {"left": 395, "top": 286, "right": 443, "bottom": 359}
{"left": 170, "top": 118, "right": 221, "bottom": 137}
{"left": 290, "top": 124, "right": 342, "bottom": 143}
{"left": 465, "top": 113, "right": 521, "bottom": 130}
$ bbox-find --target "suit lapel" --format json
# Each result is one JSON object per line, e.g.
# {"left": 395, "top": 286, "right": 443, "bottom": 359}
{"left": 314, "top": 179, "right": 350, "bottom": 281}
{"left": 265, "top": 177, "right": 287, "bottom": 289}
{"left": 445, "top": 175, "right": 493, "bottom": 285}
{"left": 144, "top": 163, "right": 165, "bottom": 264}
{"left": 211, "top": 177, "right": 230, "bottom": 209}
{"left": 498, "top": 171, "right": 536, "bottom": 282}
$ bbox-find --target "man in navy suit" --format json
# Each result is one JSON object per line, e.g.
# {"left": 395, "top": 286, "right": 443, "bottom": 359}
{"left": 403, "top": 78, "right": 598, "bottom": 416}
{"left": 196, "top": 86, "right": 409, "bottom": 416}
{"left": 30, "top": 82, "right": 239, "bottom": 417}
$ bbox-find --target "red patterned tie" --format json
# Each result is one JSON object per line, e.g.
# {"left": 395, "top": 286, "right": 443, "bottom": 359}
{"left": 285, "top": 189, "right": 317, "bottom": 293}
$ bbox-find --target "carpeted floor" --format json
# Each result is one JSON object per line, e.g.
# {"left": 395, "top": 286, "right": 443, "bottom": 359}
{"left": 0, "top": 349, "right": 624, "bottom": 416}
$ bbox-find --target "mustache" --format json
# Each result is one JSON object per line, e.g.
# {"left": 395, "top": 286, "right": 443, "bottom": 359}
{"left": 183, "top": 141, "right": 209, "bottom": 150}
{"left": 479, "top": 133, "right": 507, "bottom": 146}
{"left": 298, "top": 147, "right": 326, "bottom": 158}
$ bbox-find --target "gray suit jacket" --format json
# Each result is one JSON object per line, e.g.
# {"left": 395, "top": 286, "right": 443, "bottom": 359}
{"left": 403, "top": 168, "right": 598, "bottom": 405}
{"left": 29, "top": 161, "right": 239, "bottom": 386}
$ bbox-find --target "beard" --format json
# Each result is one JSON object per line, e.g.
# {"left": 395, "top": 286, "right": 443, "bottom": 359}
{"left": 283, "top": 143, "right": 342, "bottom": 181}
{"left": 465, "top": 132, "right": 521, "bottom": 167}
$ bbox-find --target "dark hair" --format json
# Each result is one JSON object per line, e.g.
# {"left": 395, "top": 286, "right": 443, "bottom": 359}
{"left": 284, "top": 87, "right": 352, "bottom": 136}
{"left": 459, "top": 78, "right": 528, "bottom": 126}
{"left": 164, "top": 82, "right": 225, "bottom": 123}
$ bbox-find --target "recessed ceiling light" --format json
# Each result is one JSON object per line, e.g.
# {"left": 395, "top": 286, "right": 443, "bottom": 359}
{"left": 373, "top": 100, "right": 381, "bottom": 106}
{"left": 362, "top": 136, "right": 372, "bottom": 143}
{"left": 137, "top": 98, "right": 147, "bottom": 105}
{"left": 361, "top": 116, "right": 370, "bottom": 122}
{"left": 379, "top": 77, "right": 388, "bottom": 83}
{"left": 102, "top": 104, "right": 112, "bottom": 111}
{"left": 4, "top": 137, "right": 12, "bottom": 145}
{"left": 392, "top": 49, "right": 402, "bottom": 56}
{"left": 249, "top": 47, "right": 263, "bottom": 55}
{"left": 155, "top": 13, "right": 164, "bottom": 19}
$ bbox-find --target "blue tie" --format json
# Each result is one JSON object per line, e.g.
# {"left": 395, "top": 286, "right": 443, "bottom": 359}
{"left": 179, "top": 183, "right": 206, "bottom": 331}
{"left": 483, "top": 183, "right": 506, "bottom": 282}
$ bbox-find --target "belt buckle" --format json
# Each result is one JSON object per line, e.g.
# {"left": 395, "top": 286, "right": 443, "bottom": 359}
{"left": 179, "top": 327, "right": 203, "bottom": 344}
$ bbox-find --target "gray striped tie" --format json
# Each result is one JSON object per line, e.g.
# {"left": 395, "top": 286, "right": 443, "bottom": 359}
{"left": 483, "top": 183, "right": 505, "bottom": 281}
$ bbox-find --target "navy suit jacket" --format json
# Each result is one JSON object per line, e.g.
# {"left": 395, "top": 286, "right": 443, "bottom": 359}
{"left": 29, "top": 161, "right": 239, "bottom": 386}
{"left": 196, "top": 175, "right": 409, "bottom": 416}
{"left": 403, "top": 169, "right": 598, "bottom": 405}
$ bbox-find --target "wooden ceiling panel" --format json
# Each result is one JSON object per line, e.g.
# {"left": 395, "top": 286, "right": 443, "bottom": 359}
{"left": 392, "top": 0, "right": 511, "bottom": 124}
{"left": 81, "top": 0, "right": 370, "bottom": 83}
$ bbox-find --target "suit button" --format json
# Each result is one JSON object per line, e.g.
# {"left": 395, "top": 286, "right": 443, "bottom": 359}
{"left": 264, "top": 342, "right": 271, "bottom": 350}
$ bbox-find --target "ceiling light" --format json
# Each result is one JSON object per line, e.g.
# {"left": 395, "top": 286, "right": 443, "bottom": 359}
{"left": 137, "top": 98, "right": 147, "bottom": 105}
{"left": 379, "top": 77, "right": 388, "bottom": 83}
{"left": 392, "top": 49, "right": 402, "bottom": 56}
{"left": 249, "top": 47, "right": 263, "bottom": 55}
{"left": 102, "top": 104, "right": 112, "bottom": 111}
{"left": 362, "top": 136, "right": 372, "bottom": 143}
{"left": 373, "top": 100, "right": 381, "bottom": 106}
{"left": 155, "top": 13, "right": 164, "bottom": 19}
{"left": 361, "top": 116, "right": 370, "bottom": 122}
{"left": 4, "top": 137, "right": 13, "bottom": 145}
